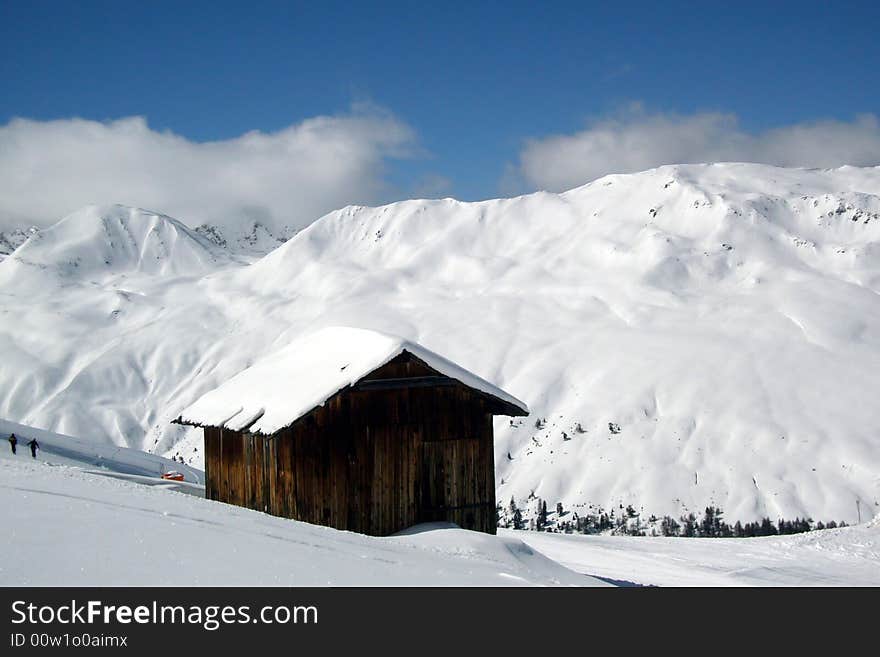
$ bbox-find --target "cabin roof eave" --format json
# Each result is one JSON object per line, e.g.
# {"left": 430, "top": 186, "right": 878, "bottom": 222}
{"left": 176, "top": 326, "right": 529, "bottom": 433}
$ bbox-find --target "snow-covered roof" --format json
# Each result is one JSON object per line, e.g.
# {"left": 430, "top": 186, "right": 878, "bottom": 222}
{"left": 176, "top": 326, "right": 528, "bottom": 435}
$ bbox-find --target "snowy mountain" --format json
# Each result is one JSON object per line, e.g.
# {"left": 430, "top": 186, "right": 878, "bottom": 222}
{"left": 3, "top": 204, "right": 230, "bottom": 280}
{"left": 0, "top": 211, "right": 296, "bottom": 259}
{"left": 0, "top": 225, "right": 38, "bottom": 258}
{"left": 193, "top": 219, "right": 295, "bottom": 256}
{"left": 2, "top": 163, "right": 879, "bottom": 527}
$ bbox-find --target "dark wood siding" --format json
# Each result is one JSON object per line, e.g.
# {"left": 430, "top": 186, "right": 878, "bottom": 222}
{"left": 200, "top": 353, "right": 504, "bottom": 536}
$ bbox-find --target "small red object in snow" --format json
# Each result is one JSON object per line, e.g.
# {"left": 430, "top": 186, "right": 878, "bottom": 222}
{"left": 161, "top": 471, "right": 185, "bottom": 481}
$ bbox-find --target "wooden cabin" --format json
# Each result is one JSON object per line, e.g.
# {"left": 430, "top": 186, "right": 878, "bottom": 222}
{"left": 174, "top": 327, "right": 528, "bottom": 536}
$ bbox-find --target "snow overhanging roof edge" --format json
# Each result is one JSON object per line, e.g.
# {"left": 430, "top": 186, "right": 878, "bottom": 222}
{"left": 174, "top": 327, "right": 529, "bottom": 436}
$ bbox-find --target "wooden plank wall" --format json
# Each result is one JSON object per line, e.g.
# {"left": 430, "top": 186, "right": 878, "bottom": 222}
{"left": 202, "top": 356, "right": 499, "bottom": 535}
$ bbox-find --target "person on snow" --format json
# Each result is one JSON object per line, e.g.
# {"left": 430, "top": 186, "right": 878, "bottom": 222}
{"left": 7, "top": 433, "right": 16, "bottom": 455}
{"left": 27, "top": 438, "right": 39, "bottom": 459}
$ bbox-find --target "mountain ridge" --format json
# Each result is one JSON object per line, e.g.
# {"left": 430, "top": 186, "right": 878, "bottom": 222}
{"left": 2, "top": 162, "right": 878, "bottom": 525}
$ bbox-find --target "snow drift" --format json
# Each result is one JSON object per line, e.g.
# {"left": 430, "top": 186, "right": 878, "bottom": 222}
{"left": 1, "top": 163, "right": 878, "bottom": 525}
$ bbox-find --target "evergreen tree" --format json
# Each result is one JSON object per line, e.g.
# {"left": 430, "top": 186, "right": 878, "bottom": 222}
{"left": 660, "top": 516, "right": 680, "bottom": 537}
{"left": 700, "top": 506, "right": 716, "bottom": 537}
{"left": 537, "top": 500, "right": 548, "bottom": 530}
{"left": 508, "top": 497, "right": 525, "bottom": 530}
{"left": 680, "top": 513, "right": 697, "bottom": 537}
{"left": 759, "top": 517, "right": 777, "bottom": 536}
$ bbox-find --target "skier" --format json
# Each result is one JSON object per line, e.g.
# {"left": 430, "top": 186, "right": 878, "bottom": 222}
{"left": 7, "top": 433, "right": 16, "bottom": 455}
{"left": 27, "top": 438, "right": 39, "bottom": 459}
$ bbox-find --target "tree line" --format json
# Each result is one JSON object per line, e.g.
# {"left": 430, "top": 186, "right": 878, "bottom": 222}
{"left": 498, "top": 497, "right": 847, "bottom": 538}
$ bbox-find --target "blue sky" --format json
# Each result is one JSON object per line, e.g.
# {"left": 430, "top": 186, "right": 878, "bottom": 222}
{"left": 2, "top": 0, "right": 879, "bottom": 229}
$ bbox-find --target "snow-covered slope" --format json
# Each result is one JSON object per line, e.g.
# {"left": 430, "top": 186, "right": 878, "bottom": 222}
{"left": 507, "top": 520, "right": 880, "bottom": 586}
{"left": 0, "top": 418, "right": 203, "bottom": 485}
{"left": 1, "top": 163, "right": 879, "bottom": 526}
{"left": 0, "top": 456, "right": 598, "bottom": 586}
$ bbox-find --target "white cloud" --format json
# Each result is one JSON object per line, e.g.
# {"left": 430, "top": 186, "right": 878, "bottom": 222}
{"left": 0, "top": 105, "right": 416, "bottom": 237}
{"left": 410, "top": 173, "right": 453, "bottom": 199}
{"left": 517, "top": 108, "right": 880, "bottom": 192}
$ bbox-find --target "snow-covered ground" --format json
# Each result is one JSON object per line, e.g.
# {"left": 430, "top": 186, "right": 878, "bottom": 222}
{"left": 2, "top": 163, "right": 879, "bottom": 526}
{"left": 1, "top": 439, "right": 874, "bottom": 586}
{"left": 1, "top": 418, "right": 873, "bottom": 586}
{"left": 507, "top": 524, "right": 880, "bottom": 586}
{"left": 0, "top": 456, "right": 601, "bottom": 586}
